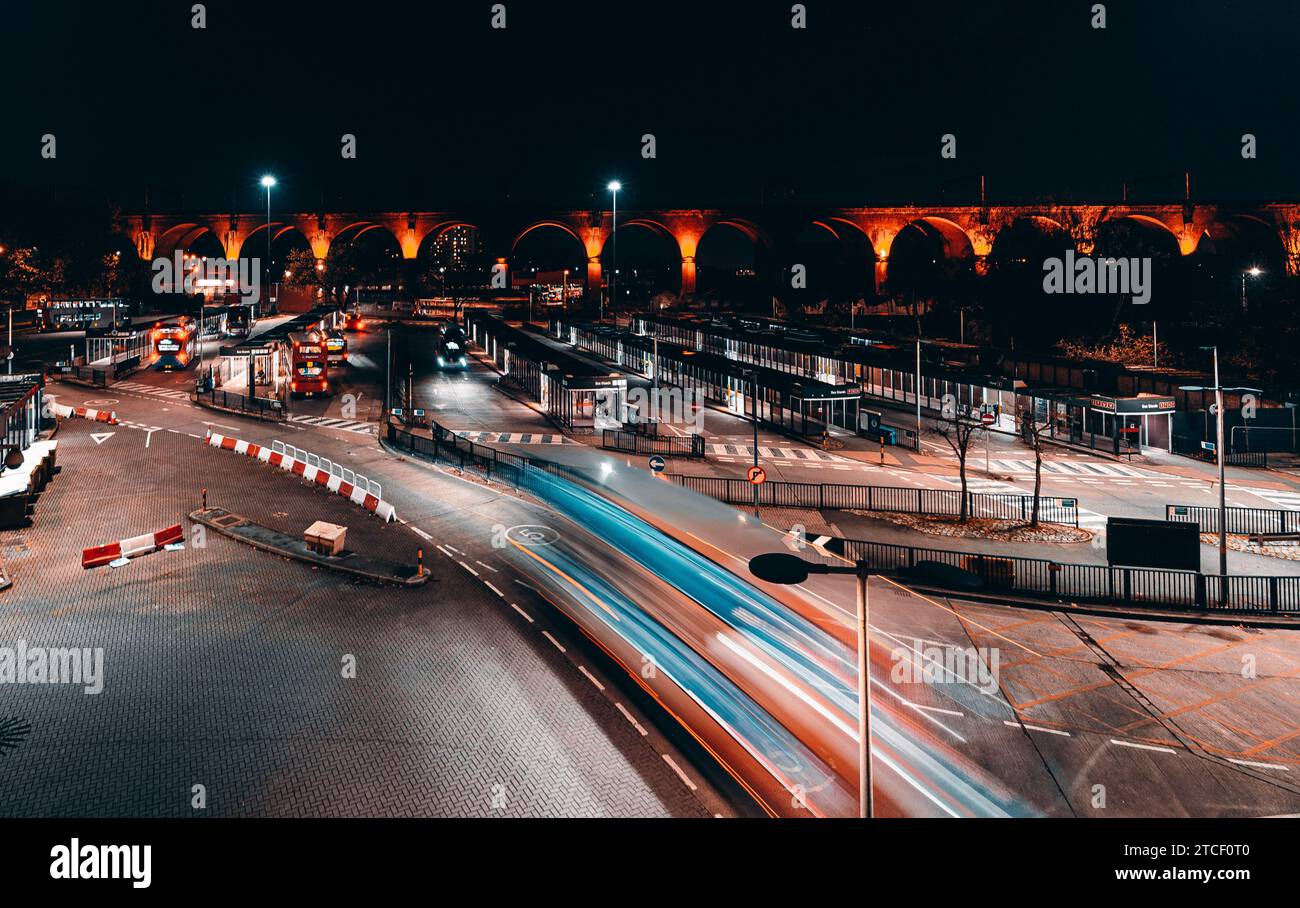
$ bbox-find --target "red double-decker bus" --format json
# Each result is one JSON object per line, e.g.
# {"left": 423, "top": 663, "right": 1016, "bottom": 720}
{"left": 288, "top": 332, "right": 330, "bottom": 397}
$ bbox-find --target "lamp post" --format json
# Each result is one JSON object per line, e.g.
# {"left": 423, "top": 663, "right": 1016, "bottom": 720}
{"left": 606, "top": 181, "right": 621, "bottom": 324}
{"left": 260, "top": 176, "right": 276, "bottom": 303}
{"left": 1241, "top": 266, "right": 1262, "bottom": 312}
{"left": 749, "top": 552, "right": 873, "bottom": 819}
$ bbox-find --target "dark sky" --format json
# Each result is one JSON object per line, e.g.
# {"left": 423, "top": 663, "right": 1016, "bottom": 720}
{"left": 3, "top": 0, "right": 1297, "bottom": 214}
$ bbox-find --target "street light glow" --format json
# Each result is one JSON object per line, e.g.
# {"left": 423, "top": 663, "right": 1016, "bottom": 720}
{"left": 260, "top": 175, "right": 276, "bottom": 188}
{"left": 607, "top": 180, "right": 621, "bottom": 192}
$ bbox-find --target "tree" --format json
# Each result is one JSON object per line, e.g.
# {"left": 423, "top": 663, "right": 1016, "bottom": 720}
{"left": 283, "top": 248, "right": 322, "bottom": 290}
{"left": 1055, "top": 323, "right": 1169, "bottom": 367}
{"left": 1018, "top": 406, "right": 1053, "bottom": 527}
{"left": 934, "top": 401, "right": 984, "bottom": 522}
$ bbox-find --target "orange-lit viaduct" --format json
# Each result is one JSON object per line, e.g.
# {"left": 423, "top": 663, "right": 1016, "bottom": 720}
{"left": 117, "top": 202, "right": 1300, "bottom": 299}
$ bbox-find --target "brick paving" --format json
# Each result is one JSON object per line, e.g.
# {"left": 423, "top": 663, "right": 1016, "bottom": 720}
{"left": 0, "top": 420, "right": 712, "bottom": 817}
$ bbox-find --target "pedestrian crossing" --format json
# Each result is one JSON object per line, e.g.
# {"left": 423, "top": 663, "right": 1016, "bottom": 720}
{"left": 707, "top": 443, "right": 850, "bottom": 463}
{"left": 1238, "top": 486, "right": 1300, "bottom": 511}
{"left": 286, "top": 414, "right": 378, "bottom": 435}
{"left": 988, "top": 458, "right": 1154, "bottom": 479}
{"left": 111, "top": 380, "right": 192, "bottom": 401}
{"left": 454, "top": 431, "right": 574, "bottom": 445}
{"left": 943, "top": 477, "right": 1109, "bottom": 531}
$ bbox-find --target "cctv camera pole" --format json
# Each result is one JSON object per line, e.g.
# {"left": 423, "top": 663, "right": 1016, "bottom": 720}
{"left": 855, "top": 563, "right": 873, "bottom": 819}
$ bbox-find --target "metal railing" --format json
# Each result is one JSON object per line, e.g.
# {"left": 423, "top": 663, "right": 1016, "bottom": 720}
{"left": 668, "top": 474, "right": 1081, "bottom": 527}
{"left": 602, "top": 430, "right": 705, "bottom": 459}
{"left": 271, "top": 440, "right": 381, "bottom": 498}
{"left": 1172, "top": 435, "right": 1269, "bottom": 468}
{"left": 808, "top": 536, "right": 1300, "bottom": 613}
{"left": 196, "top": 387, "right": 286, "bottom": 421}
{"left": 1165, "top": 503, "right": 1300, "bottom": 535}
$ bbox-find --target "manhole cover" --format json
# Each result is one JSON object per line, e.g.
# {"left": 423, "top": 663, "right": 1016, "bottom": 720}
{"left": 0, "top": 718, "right": 32, "bottom": 757}
{"left": 212, "top": 514, "right": 245, "bottom": 529}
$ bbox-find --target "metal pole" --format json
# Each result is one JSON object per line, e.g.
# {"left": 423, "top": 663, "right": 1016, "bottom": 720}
{"left": 1152, "top": 320, "right": 1158, "bottom": 369}
{"left": 6, "top": 307, "right": 11, "bottom": 375}
{"left": 1214, "top": 348, "right": 1226, "bottom": 577}
{"left": 652, "top": 335, "right": 659, "bottom": 392}
{"left": 610, "top": 190, "right": 617, "bottom": 324}
{"left": 384, "top": 328, "right": 391, "bottom": 416}
{"left": 265, "top": 186, "right": 273, "bottom": 293}
{"left": 856, "top": 566, "right": 873, "bottom": 819}
{"left": 914, "top": 335, "right": 922, "bottom": 452}
{"left": 752, "top": 372, "right": 760, "bottom": 519}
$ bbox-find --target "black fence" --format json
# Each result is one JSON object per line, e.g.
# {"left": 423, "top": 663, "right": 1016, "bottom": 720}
{"left": 602, "top": 430, "right": 705, "bottom": 459}
{"left": 196, "top": 388, "right": 286, "bottom": 421}
{"left": 1166, "top": 503, "right": 1300, "bottom": 536}
{"left": 809, "top": 536, "right": 1300, "bottom": 614}
{"left": 668, "top": 474, "right": 1081, "bottom": 527}
{"left": 1172, "top": 435, "right": 1269, "bottom": 468}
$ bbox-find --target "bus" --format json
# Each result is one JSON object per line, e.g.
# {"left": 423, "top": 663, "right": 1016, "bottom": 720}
{"left": 37, "top": 299, "right": 134, "bottom": 333}
{"left": 435, "top": 323, "right": 469, "bottom": 369}
{"left": 226, "top": 304, "right": 253, "bottom": 338}
{"left": 288, "top": 332, "right": 330, "bottom": 397}
{"left": 148, "top": 320, "right": 196, "bottom": 370}
{"left": 323, "top": 330, "right": 348, "bottom": 367}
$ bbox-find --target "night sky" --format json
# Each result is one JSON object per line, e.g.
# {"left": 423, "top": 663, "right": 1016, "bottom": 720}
{"left": 2, "top": 0, "right": 1297, "bottom": 214}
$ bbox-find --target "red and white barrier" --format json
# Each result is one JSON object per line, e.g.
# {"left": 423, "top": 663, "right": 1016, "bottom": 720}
{"left": 82, "top": 524, "right": 184, "bottom": 569}
{"left": 204, "top": 432, "right": 397, "bottom": 522}
{"left": 46, "top": 402, "right": 118, "bottom": 424}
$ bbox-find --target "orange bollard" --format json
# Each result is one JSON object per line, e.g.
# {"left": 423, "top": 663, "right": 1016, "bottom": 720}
{"left": 417, "top": 547, "right": 424, "bottom": 577}
{"left": 201, "top": 487, "right": 208, "bottom": 509}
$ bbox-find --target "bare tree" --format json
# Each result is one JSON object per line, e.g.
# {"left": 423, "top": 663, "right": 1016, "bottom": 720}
{"left": 1018, "top": 407, "right": 1053, "bottom": 527}
{"left": 934, "top": 405, "right": 983, "bottom": 522}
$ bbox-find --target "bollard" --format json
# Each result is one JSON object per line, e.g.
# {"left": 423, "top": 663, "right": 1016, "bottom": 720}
{"left": 417, "top": 547, "right": 424, "bottom": 577}
{"left": 879, "top": 439, "right": 884, "bottom": 465}
{"left": 201, "top": 487, "right": 208, "bottom": 509}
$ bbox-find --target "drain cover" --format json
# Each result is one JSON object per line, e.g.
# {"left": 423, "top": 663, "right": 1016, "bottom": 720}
{"left": 212, "top": 514, "right": 245, "bottom": 529}
{"left": 0, "top": 718, "right": 32, "bottom": 757}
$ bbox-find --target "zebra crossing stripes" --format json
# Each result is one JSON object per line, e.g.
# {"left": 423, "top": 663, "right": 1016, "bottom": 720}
{"left": 454, "top": 431, "right": 573, "bottom": 445}
{"left": 705, "top": 443, "right": 847, "bottom": 463}
{"left": 286, "top": 414, "right": 378, "bottom": 435}
{"left": 988, "top": 458, "right": 1152, "bottom": 478}
{"left": 943, "top": 476, "right": 1108, "bottom": 531}
{"left": 1237, "top": 487, "right": 1300, "bottom": 511}
{"left": 111, "top": 380, "right": 191, "bottom": 401}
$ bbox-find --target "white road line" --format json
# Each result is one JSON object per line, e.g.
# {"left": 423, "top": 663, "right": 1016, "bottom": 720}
{"left": 578, "top": 666, "right": 605, "bottom": 691}
{"left": 662, "top": 754, "right": 698, "bottom": 791}
{"left": 483, "top": 580, "right": 505, "bottom": 598}
{"left": 475, "top": 560, "right": 498, "bottom": 573}
{"left": 435, "top": 545, "right": 454, "bottom": 557}
{"left": 615, "top": 702, "right": 649, "bottom": 735}
{"left": 509, "top": 602, "right": 534, "bottom": 623}
{"left": 1228, "top": 758, "right": 1290, "bottom": 771}
{"left": 410, "top": 526, "right": 433, "bottom": 541}
{"left": 1005, "top": 720, "right": 1071, "bottom": 737}
{"left": 542, "top": 630, "right": 566, "bottom": 652}
{"left": 1110, "top": 738, "right": 1178, "bottom": 754}
{"left": 458, "top": 560, "right": 479, "bottom": 577}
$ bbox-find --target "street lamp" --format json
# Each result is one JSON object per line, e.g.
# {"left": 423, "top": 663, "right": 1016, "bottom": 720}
{"left": 1241, "top": 266, "right": 1262, "bottom": 312}
{"left": 606, "top": 180, "right": 621, "bottom": 324}
{"left": 261, "top": 175, "right": 276, "bottom": 306}
{"left": 749, "top": 551, "right": 873, "bottom": 819}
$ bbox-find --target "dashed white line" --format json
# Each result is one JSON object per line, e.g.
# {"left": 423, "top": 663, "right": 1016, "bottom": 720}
{"left": 541, "top": 630, "right": 566, "bottom": 652}
{"left": 436, "top": 545, "right": 454, "bottom": 558}
{"left": 1110, "top": 738, "right": 1178, "bottom": 754}
{"left": 458, "top": 560, "right": 479, "bottom": 577}
{"left": 662, "top": 754, "right": 698, "bottom": 791}
{"left": 508, "top": 602, "right": 534, "bottom": 623}
{"left": 615, "top": 702, "right": 649, "bottom": 736}
{"left": 483, "top": 580, "right": 505, "bottom": 598}
{"left": 1228, "top": 758, "right": 1290, "bottom": 772}
{"left": 475, "top": 560, "right": 499, "bottom": 573}
{"left": 578, "top": 666, "right": 605, "bottom": 691}
{"left": 1005, "top": 720, "right": 1072, "bottom": 737}
{"left": 410, "top": 526, "right": 433, "bottom": 541}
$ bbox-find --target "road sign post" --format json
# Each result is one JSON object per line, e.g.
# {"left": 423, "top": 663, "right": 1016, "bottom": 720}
{"left": 648, "top": 454, "right": 666, "bottom": 473}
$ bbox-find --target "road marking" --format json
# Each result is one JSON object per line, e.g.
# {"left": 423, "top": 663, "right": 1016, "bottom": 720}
{"left": 1005, "top": 720, "right": 1071, "bottom": 737}
{"left": 542, "top": 630, "right": 566, "bottom": 652}
{"left": 508, "top": 602, "right": 534, "bottom": 623}
{"left": 483, "top": 580, "right": 505, "bottom": 598}
{"left": 475, "top": 560, "right": 498, "bottom": 572}
{"left": 1110, "top": 738, "right": 1178, "bottom": 754}
{"left": 662, "top": 754, "right": 698, "bottom": 791}
{"left": 458, "top": 560, "right": 479, "bottom": 576}
{"left": 1228, "top": 758, "right": 1290, "bottom": 771}
{"left": 409, "top": 526, "right": 433, "bottom": 541}
{"left": 615, "top": 702, "right": 649, "bottom": 735}
{"left": 578, "top": 666, "right": 605, "bottom": 691}
{"left": 436, "top": 545, "right": 454, "bottom": 557}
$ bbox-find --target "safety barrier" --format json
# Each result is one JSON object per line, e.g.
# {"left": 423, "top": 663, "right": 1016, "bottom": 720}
{"left": 82, "top": 524, "right": 183, "bottom": 569}
{"left": 204, "top": 432, "right": 395, "bottom": 522}
{"left": 601, "top": 429, "right": 705, "bottom": 459}
{"left": 668, "top": 474, "right": 1081, "bottom": 527}
{"left": 44, "top": 402, "right": 118, "bottom": 425}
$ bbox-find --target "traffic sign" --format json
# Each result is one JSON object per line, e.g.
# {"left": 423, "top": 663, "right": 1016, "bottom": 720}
{"left": 648, "top": 454, "right": 666, "bottom": 473}
{"left": 391, "top": 407, "right": 405, "bottom": 416}
{"left": 412, "top": 408, "right": 426, "bottom": 417}
{"left": 1201, "top": 440, "right": 1216, "bottom": 453}
{"left": 981, "top": 412, "right": 996, "bottom": 424}
{"left": 747, "top": 465, "right": 767, "bottom": 485}
{"left": 1062, "top": 498, "right": 1076, "bottom": 509}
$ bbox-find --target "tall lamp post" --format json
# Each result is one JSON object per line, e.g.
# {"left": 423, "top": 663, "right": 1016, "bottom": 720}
{"left": 1241, "top": 266, "right": 1262, "bottom": 312}
{"left": 260, "top": 175, "right": 276, "bottom": 307}
{"left": 749, "top": 551, "right": 873, "bottom": 819}
{"left": 606, "top": 181, "right": 621, "bottom": 324}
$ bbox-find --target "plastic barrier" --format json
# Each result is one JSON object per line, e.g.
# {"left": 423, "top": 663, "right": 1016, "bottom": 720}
{"left": 45, "top": 402, "right": 118, "bottom": 424}
{"left": 82, "top": 524, "right": 183, "bottom": 569}
{"left": 204, "top": 432, "right": 396, "bottom": 522}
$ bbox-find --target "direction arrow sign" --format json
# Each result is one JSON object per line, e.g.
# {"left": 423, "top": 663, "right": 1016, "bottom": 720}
{"left": 90, "top": 432, "right": 114, "bottom": 445}
{"left": 648, "top": 454, "right": 666, "bottom": 473}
